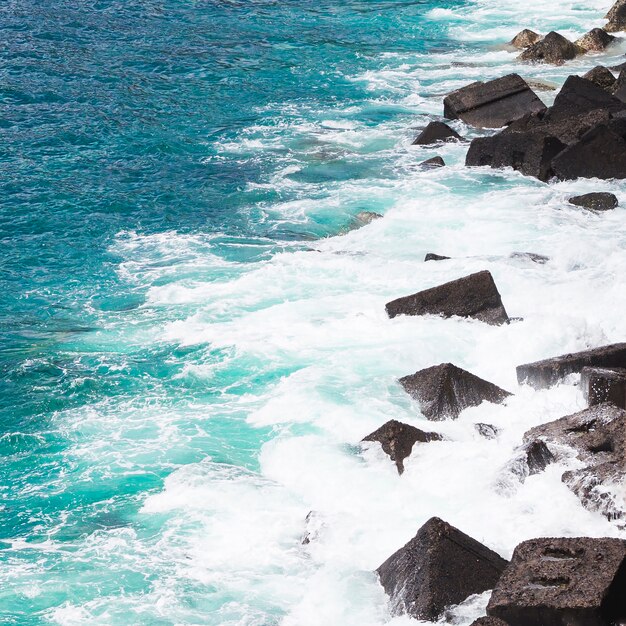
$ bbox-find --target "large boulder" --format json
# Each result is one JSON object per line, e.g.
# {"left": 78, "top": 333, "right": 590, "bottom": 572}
{"left": 575, "top": 28, "right": 616, "bottom": 52}
{"left": 606, "top": 0, "right": 626, "bottom": 32}
{"left": 519, "top": 31, "right": 580, "bottom": 65}
{"left": 466, "top": 129, "right": 566, "bottom": 182}
{"left": 551, "top": 119, "right": 626, "bottom": 181}
{"left": 549, "top": 75, "right": 626, "bottom": 120}
{"left": 582, "top": 366, "right": 626, "bottom": 409}
{"left": 524, "top": 403, "right": 626, "bottom": 519}
{"left": 444, "top": 74, "right": 546, "bottom": 129}
{"left": 385, "top": 270, "right": 510, "bottom": 325}
{"left": 510, "top": 29, "right": 542, "bottom": 49}
{"left": 399, "top": 363, "right": 512, "bottom": 421}
{"left": 362, "top": 419, "right": 442, "bottom": 474}
{"left": 517, "top": 342, "right": 626, "bottom": 389}
{"left": 583, "top": 66, "right": 617, "bottom": 92}
{"left": 377, "top": 517, "right": 508, "bottom": 621}
{"left": 487, "top": 537, "right": 626, "bottom": 626}
{"left": 569, "top": 192, "right": 619, "bottom": 211}
{"left": 413, "top": 121, "right": 462, "bottom": 145}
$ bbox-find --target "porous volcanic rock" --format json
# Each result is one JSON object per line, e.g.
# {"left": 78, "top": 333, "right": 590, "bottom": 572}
{"left": 517, "top": 343, "right": 626, "bottom": 389}
{"left": 362, "top": 419, "right": 442, "bottom": 474}
{"left": 413, "top": 121, "right": 462, "bottom": 145}
{"left": 575, "top": 28, "right": 616, "bottom": 52}
{"left": 510, "top": 29, "right": 542, "bottom": 49}
{"left": 582, "top": 366, "right": 626, "bottom": 409}
{"left": 606, "top": 0, "right": 626, "bottom": 32}
{"left": 569, "top": 192, "right": 619, "bottom": 211}
{"left": 385, "top": 270, "right": 509, "bottom": 325}
{"left": 399, "top": 362, "right": 512, "bottom": 421}
{"left": 583, "top": 66, "right": 617, "bottom": 92}
{"left": 519, "top": 31, "right": 580, "bottom": 65}
{"left": 444, "top": 73, "right": 546, "bottom": 128}
{"left": 487, "top": 537, "right": 626, "bottom": 626}
{"left": 377, "top": 517, "right": 508, "bottom": 621}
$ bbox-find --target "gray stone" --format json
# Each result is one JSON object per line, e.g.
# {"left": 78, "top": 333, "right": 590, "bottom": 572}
{"left": 583, "top": 66, "right": 617, "bottom": 92}
{"left": 569, "top": 192, "right": 619, "bottom": 211}
{"left": 487, "top": 537, "right": 626, "bottom": 626}
{"left": 362, "top": 419, "right": 442, "bottom": 474}
{"left": 444, "top": 74, "right": 546, "bottom": 129}
{"left": 517, "top": 343, "right": 626, "bottom": 389}
{"left": 519, "top": 31, "right": 580, "bottom": 65}
{"left": 424, "top": 252, "right": 450, "bottom": 261}
{"left": 582, "top": 366, "right": 626, "bottom": 409}
{"left": 606, "top": 0, "right": 626, "bottom": 32}
{"left": 413, "top": 121, "right": 462, "bottom": 145}
{"left": 377, "top": 517, "right": 508, "bottom": 621}
{"left": 386, "top": 270, "right": 510, "bottom": 325}
{"left": 399, "top": 363, "right": 512, "bottom": 421}
{"left": 575, "top": 28, "right": 616, "bottom": 52}
{"left": 510, "top": 30, "right": 542, "bottom": 49}
{"left": 353, "top": 211, "right": 383, "bottom": 226}
{"left": 419, "top": 156, "right": 445, "bottom": 168}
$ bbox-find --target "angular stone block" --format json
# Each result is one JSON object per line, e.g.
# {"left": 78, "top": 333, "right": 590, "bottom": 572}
{"left": 519, "top": 31, "right": 580, "bottom": 65}
{"left": 582, "top": 66, "right": 617, "bottom": 92}
{"left": 569, "top": 192, "right": 618, "bottom": 211}
{"left": 362, "top": 419, "right": 442, "bottom": 474}
{"left": 516, "top": 343, "right": 626, "bottom": 389}
{"left": 487, "top": 537, "right": 626, "bottom": 626}
{"left": 400, "top": 362, "right": 512, "bottom": 421}
{"left": 582, "top": 367, "right": 626, "bottom": 409}
{"left": 412, "top": 121, "right": 462, "bottom": 145}
{"left": 377, "top": 517, "right": 508, "bottom": 621}
{"left": 386, "top": 270, "right": 510, "bottom": 325}
{"left": 510, "top": 30, "right": 542, "bottom": 49}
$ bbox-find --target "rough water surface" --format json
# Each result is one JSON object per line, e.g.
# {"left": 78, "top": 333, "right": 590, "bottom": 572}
{"left": 1, "top": 0, "right": 626, "bottom": 624}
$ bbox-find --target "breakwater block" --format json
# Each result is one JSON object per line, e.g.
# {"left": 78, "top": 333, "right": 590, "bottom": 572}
{"left": 582, "top": 366, "right": 626, "bottom": 409}
{"left": 487, "top": 537, "right": 626, "bottom": 626}
{"left": 399, "top": 362, "right": 512, "bottom": 421}
{"left": 362, "top": 419, "right": 442, "bottom": 474}
{"left": 516, "top": 343, "right": 626, "bottom": 389}
{"left": 377, "top": 517, "right": 508, "bottom": 621}
{"left": 444, "top": 73, "right": 546, "bottom": 128}
{"left": 386, "top": 270, "right": 509, "bottom": 325}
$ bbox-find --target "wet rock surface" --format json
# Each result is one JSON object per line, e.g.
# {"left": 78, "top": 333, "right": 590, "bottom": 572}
{"left": 377, "top": 517, "right": 508, "bottom": 621}
{"left": 419, "top": 155, "right": 446, "bottom": 168}
{"left": 516, "top": 343, "right": 626, "bottom": 389}
{"left": 424, "top": 252, "right": 450, "bottom": 261}
{"left": 575, "top": 28, "right": 616, "bottom": 52}
{"left": 582, "top": 366, "right": 626, "bottom": 409}
{"left": 568, "top": 192, "right": 619, "bottom": 211}
{"left": 519, "top": 31, "right": 580, "bottom": 65}
{"left": 444, "top": 74, "right": 546, "bottom": 128}
{"left": 476, "top": 423, "right": 499, "bottom": 439}
{"left": 412, "top": 121, "right": 462, "bottom": 145}
{"left": 487, "top": 537, "right": 626, "bottom": 626}
{"left": 399, "top": 362, "right": 512, "bottom": 421}
{"left": 583, "top": 66, "right": 617, "bottom": 92}
{"left": 362, "top": 419, "right": 442, "bottom": 474}
{"left": 510, "top": 29, "right": 542, "bottom": 49}
{"left": 386, "top": 270, "right": 510, "bottom": 325}
{"left": 606, "top": 0, "right": 626, "bottom": 31}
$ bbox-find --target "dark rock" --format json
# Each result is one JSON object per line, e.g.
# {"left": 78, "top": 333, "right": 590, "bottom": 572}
{"left": 524, "top": 403, "right": 626, "bottom": 519}
{"left": 583, "top": 66, "right": 617, "bottom": 92}
{"left": 353, "top": 211, "right": 383, "bottom": 226}
{"left": 419, "top": 156, "right": 445, "bottom": 168}
{"left": 510, "top": 251, "right": 550, "bottom": 264}
{"left": 466, "top": 130, "right": 566, "bottom": 182}
{"left": 517, "top": 343, "right": 626, "bottom": 389}
{"left": 444, "top": 74, "right": 546, "bottom": 129}
{"left": 510, "top": 29, "right": 542, "bottom": 49}
{"left": 549, "top": 75, "right": 626, "bottom": 121}
{"left": 487, "top": 537, "right": 626, "bottom": 626}
{"left": 569, "top": 192, "right": 619, "bottom": 211}
{"left": 386, "top": 270, "right": 510, "bottom": 325}
{"left": 399, "top": 363, "right": 512, "bottom": 421}
{"left": 470, "top": 618, "right": 510, "bottom": 626}
{"left": 476, "top": 423, "right": 499, "bottom": 439}
{"left": 503, "top": 440, "right": 555, "bottom": 485}
{"left": 377, "top": 517, "right": 508, "bottom": 621}
{"left": 362, "top": 419, "right": 442, "bottom": 474}
{"left": 575, "top": 28, "right": 616, "bottom": 52}
{"left": 551, "top": 119, "right": 626, "bottom": 180}
{"left": 613, "top": 68, "right": 626, "bottom": 102}
{"left": 582, "top": 366, "right": 626, "bottom": 409}
{"left": 412, "top": 122, "right": 462, "bottom": 145}
{"left": 606, "top": 0, "right": 626, "bottom": 32}
{"left": 424, "top": 252, "right": 450, "bottom": 261}
{"left": 519, "top": 31, "right": 580, "bottom": 65}
{"left": 525, "top": 79, "right": 557, "bottom": 92}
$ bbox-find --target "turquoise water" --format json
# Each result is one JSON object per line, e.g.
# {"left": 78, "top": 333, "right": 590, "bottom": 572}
{"left": 2, "top": 0, "right": 626, "bottom": 624}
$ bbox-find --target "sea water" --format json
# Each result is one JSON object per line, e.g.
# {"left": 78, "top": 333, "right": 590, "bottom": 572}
{"left": 1, "top": 0, "right": 626, "bottom": 624}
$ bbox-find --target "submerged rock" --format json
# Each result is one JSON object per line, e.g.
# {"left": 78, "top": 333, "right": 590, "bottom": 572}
{"left": 444, "top": 73, "right": 546, "bottom": 128}
{"left": 510, "top": 29, "right": 542, "bottom": 49}
{"left": 377, "top": 517, "right": 508, "bottom": 622}
{"left": 583, "top": 66, "right": 617, "bottom": 92}
{"left": 519, "top": 31, "right": 580, "bottom": 65}
{"left": 424, "top": 252, "right": 450, "bottom": 261}
{"left": 517, "top": 343, "right": 626, "bottom": 389}
{"left": 524, "top": 403, "right": 626, "bottom": 519}
{"left": 301, "top": 510, "right": 324, "bottom": 545}
{"left": 568, "top": 192, "right": 619, "bottom": 211}
{"left": 412, "top": 121, "right": 462, "bottom": 145}
{"left": 476, "top": 423, "right": 499, "bottom": 439}
{"left": 399, "top": 363, "right": 512, "bottom": 421}
{"left": 419, "top": 155, "right": 446, "bottom": 168}
{"left": 353, "top": 211, "right": 383, "bottom": 226}
{"left": 362, "top": 419, "right": 442, "bottom": 474}
{"left": 509, "top": 251, "right": 549, "bottom": 264}
{"left": 582, "top": 366, "right": 626, "bottom": 409}
{"left": 487, "top": 537, "right": 626, "bottom": 626}
{"left": 386, "top": 270, "right": 510, "bottom": 325}
{"left": 575, "top": 28, "right": 616, "bottom": 52}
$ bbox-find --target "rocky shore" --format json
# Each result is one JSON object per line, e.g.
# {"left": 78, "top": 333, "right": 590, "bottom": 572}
{"left": 318, "top": 2, "right": 626, "bottom": 624}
